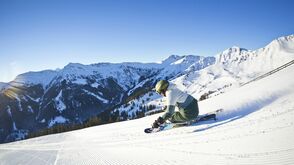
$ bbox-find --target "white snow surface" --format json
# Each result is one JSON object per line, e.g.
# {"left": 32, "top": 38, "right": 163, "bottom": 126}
{"left": 0, "top": 60, "right": 294, "bottom": 165}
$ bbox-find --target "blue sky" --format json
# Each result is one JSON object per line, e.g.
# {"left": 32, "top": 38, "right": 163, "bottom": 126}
{"left": 0, "top": 0, "right": 293, "bottom": 82}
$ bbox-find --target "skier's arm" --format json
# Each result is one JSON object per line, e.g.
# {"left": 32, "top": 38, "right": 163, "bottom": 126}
{"left": 162, "top": 105, "right": 175, "bottom": 121}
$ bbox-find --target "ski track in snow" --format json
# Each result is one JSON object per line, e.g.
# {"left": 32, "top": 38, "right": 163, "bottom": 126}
{"left": 1, "top": 66, "right": 294, "bottom": 164}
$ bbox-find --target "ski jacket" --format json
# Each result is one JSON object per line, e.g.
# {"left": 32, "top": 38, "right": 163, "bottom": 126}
{"left": 162, "top": 83, "right": 195, "bottom": 121}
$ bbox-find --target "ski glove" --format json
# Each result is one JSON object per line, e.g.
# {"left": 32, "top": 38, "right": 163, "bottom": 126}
{"left": 152, "top": 117, "right": 165, "bottom": 128}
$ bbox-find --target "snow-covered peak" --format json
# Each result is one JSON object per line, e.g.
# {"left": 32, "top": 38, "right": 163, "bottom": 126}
{"left": 64, "top": 62, "right": 87, "bottom": 69}
{"left": 161, "top": 55, "right": 214, "bottom": 67}
{"left": 61, "top": 62, "right": 94, "bottom": 77}
{"left": 263, "top": 34, "right": 294, "bottom": 54}
{"left": 171, "top": 55, "right": 199, "bottom": 65}
{"left": 157, "top": 55, "right": 215, "bottom": 80}
{"left": 216, "top": 46, "right": 249, "bottom": 64}
{"left": 215, "top": 34, "right": 294, "bottom": 73}
{"left": 271, "top": 34, "right": 294, "bottom": 44}
{"left": 160, "top": 55, "right": 183, "bottom": 65}
{"left": 12, "top": 70, "right": 58, "bottom": 88}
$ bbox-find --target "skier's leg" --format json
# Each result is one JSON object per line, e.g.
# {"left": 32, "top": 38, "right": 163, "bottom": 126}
{"left": 169, "top": 111, "right": 187, "bottom": 123}
{"left": 170, "top": 98, "right": 199, "bottom": 123}
{"left": 182, "top": 99, "right": 199, "bottom": 120}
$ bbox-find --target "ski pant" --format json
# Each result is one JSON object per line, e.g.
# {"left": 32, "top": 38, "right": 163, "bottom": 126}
{"left": 169, "top": 97, "right": 199, "bottom": 123}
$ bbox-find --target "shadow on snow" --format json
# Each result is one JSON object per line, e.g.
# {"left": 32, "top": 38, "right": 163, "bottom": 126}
{"left": 191, "top": 93, "right": 283, "bottom": 133}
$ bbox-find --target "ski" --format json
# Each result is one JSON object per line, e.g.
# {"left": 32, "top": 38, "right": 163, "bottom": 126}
{"left": 144, "top": 109, "right": 223, "bottom": 133}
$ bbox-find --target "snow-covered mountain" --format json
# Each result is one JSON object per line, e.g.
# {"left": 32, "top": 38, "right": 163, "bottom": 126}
{"left": 217, "top": 35, "right": 294, "bottom": 77}
{"left": 113, "top": 35, "right": 294, "bottom": 118}
{"left": 0, "top": 52, "right": 293, "bottom": 165}
{"left": 13, "top": 70, "right": 59, "bottom": 88}
{"left": 0, "top": 54, "right": 214, "bottom": 143}
{"left": 177, "top": 34, "right": 294, "bottom": 98}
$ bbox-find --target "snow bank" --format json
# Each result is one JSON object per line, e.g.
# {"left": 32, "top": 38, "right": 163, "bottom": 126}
{"left": 198, "top": 63, "right": 294, "bottom": 120}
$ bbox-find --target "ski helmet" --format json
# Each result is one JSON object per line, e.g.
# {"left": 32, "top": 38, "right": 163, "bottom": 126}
{"left": 155, "top": 80, "right": 169, "bottom": 94}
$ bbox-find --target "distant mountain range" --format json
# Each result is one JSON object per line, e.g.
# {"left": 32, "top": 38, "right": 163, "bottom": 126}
{"left": 0, "top": 34, "right": 293, "bottom": 143}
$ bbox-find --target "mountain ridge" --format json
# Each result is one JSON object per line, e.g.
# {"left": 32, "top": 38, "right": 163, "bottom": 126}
{"left": 0, "top": 54, "right": 214, "bottom": 143}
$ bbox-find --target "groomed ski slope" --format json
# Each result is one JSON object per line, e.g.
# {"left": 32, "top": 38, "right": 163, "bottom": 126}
{"left": 1, "top": 64, "right": 294, "bottom": 165}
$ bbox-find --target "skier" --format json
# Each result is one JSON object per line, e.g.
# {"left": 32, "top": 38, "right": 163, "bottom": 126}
{"left": 152, "top": 80, "right": 199, "bottom": 128}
